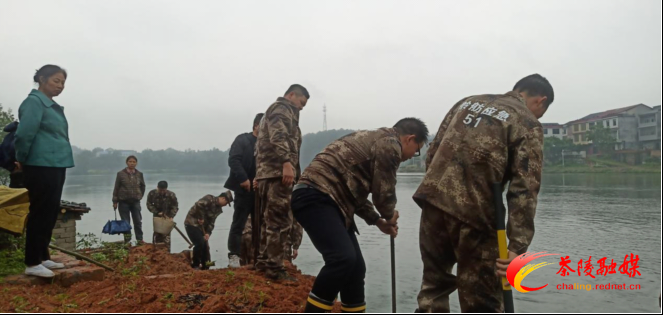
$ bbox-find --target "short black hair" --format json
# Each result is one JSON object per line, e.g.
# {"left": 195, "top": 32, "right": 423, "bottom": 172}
{"left": 34, "top": 65, "right": 67, "bottom": 85}
{"left": 284, "top": 84, "right": 310, "bottom": 99}
{"left": 394, "top": 118, "right": 429, "bottom": 143}
{"left": 126, "top": 155, "right": 138, "bottom": 163}
{"left": 157, "top": 181, "right": 168, "bottom": 189}
{"left": 253, "top": 113, "right": 264, "bottom": 128}
{"left": 513, "top": 74, "right": 554, "bottom": 107}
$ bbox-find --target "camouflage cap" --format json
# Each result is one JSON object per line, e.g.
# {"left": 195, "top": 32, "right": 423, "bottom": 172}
{"left": 219, "top": 190, "right": 233, "bottom": 206}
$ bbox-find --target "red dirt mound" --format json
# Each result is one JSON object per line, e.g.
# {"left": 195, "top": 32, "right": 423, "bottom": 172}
{"left": 0, "top": 244, "right": 339, "bottom": 313}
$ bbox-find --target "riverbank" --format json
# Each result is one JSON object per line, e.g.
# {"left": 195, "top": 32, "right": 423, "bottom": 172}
{"left": 0, "top": 244, "right": 326, "bottom": 313}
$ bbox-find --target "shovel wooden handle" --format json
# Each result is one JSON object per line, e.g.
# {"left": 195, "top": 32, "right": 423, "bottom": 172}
{"left": 173, "top": 223, "right": 194, "bottom": 249}
{"left": 493, "top": 183, "right": 514, "bottom": 313}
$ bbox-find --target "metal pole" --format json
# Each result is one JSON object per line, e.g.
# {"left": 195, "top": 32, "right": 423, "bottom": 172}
{"left": 390, "top": 236, "right": 397, "bottom": 313}
{"left": 562, "top": 149, "right": 565, "bottom": 167}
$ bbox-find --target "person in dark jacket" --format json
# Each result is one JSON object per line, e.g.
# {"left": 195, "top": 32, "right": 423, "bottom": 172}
{"left": 14, "top": 65, "right": 74, "bottom": 278}
{"left": 224, "top": 113, "right": 263, "bottom": 268}
{"left": 112, "top": 155, "right": 147, "bottom": 244}
{"left": 1, "top": 121, "right": 24, "bottom": 188}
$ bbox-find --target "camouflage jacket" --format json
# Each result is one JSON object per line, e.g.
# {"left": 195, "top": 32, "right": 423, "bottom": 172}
{"left": 184, "top": 194, "right": 224, "bottom": 234}
{"left": 255, "top": 97, "right": 302, "bottom": 181}
{"left": 146, "top": 189, "right": 179, "bottom": 218}
{"left": 413, "top": 91, "right": 543, "bottom": 255}
{"left": 112, "top": 168, "right": 146, "bottom": 203}
{"left": 299, "top": 128, "right": 401, "bottom": 230}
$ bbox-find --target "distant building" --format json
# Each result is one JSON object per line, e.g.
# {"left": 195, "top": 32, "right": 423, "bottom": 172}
{"left": 636, "top": 105, "right": 661, "bottom": 150}
{"left": 542, "top": 123, "right": 566, "bottom": 139}
{"left": 563, "top": 104, "right": 653, "bottom": 150}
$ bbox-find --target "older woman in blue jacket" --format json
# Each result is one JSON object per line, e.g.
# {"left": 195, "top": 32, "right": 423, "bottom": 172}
{"left": 15, "top": 65, "right": 74, "bottom": 278}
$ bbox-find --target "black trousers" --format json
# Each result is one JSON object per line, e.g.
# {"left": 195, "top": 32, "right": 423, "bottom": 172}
{"left": 9, "top": 171, "right": 25, "bottom": 189}
{"left": 292, "top": 187, "right": 366, "bottom": 305}
{"left": 227, "top": 190, "right": 254, "bottom": 257}
{"left": 185, "top": 225, "right": 210, "bottom": 268}
{"left": 23, "top": 166, "right": 66, "bottom": 266}
{"left": 118, "top": 201, "right": 143, "bottom": 242}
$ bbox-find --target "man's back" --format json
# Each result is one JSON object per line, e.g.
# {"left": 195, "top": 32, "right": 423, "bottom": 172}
{"left": 255, "top": 98, "right": 302, "bottom": 180}
{"left": 300, "top": 127, "right": 401, "bottom": 228}
{"left": 224, "top": 132, "right": 258, "bottom": 192}
{"left": 414, "top": 91, "right": 543, "bottom": 246}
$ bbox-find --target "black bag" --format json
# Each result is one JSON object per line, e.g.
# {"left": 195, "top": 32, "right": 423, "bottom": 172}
{"left": 0, "top": 122, "right": 19, "bottom": 172}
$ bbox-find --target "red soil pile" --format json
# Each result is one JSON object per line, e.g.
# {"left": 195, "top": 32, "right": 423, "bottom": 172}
{"left": 0, "top": 244, "right": 341, "bottom": 313}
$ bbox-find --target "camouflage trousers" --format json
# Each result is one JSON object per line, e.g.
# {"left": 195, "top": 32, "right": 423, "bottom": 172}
{"left": 241, "top": 231, "right": 254, "bottom": 266}
{"left": 417, "top": 202, "right": 503, "bottom": 313}
{"left": 284, "top": 243, "right": 294, "bottom": 263}
{"left": 242, "top": 214, "right": 298, "bottom": 266}
{"left": 284, "top": 220, "right": 303, "bottom": 263}
{"left": 255, "top": 178, "right": 293, "bottom": 273}
{"left": 153, "top": 232, "right": 171, "bottom": 252}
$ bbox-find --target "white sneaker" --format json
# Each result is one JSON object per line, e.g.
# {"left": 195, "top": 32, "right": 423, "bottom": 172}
{"left": 228, "top": 255, "right": 241, "bottom": 268}
{"left": 25, "top": 264, "right": 55, "bottom": 278}
{"left": 42, "top": 260, "right": 66, "bottom": 269}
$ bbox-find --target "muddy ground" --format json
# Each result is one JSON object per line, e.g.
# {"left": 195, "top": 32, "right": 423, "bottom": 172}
{"left": 0, "top": 244, "right": 340, "bottom": 313}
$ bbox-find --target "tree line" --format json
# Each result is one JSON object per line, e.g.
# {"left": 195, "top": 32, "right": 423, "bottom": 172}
{"left": 66, "top": 129, "right": 358, "bottom": 175}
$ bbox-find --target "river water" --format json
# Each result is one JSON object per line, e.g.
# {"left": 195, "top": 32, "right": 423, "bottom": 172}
{"left": 62, "top": 173, "right": 661, "bottom": 313}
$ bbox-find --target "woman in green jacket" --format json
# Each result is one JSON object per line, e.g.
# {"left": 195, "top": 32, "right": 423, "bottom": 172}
{"left": 15, "top": 65, "right": 74, "bottom": 278}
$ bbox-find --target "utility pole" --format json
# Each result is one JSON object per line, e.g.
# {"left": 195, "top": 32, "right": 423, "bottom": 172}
{"left": 323, "top": 104, "right": 327, "bottom": 131}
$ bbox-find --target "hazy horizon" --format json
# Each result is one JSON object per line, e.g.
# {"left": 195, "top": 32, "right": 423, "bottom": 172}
{"left": 1, "top": 0, "right": 661, "bottom": 152}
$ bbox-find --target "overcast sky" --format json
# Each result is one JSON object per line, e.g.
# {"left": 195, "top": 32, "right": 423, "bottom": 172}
{"left": 0, "top": 0, "right": 661, "bottom": 151}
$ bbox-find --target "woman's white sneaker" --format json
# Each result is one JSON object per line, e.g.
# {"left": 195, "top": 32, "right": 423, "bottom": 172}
{"left": 25, "top": 264, "right": 55, "bottom": 278}
{"left": 42, "top": 260, "right": 66, "bottom": 269}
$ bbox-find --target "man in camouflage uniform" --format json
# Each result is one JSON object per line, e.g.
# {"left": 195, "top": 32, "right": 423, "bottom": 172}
{"left": 254, "top": 84, "right": 309, "bottom": 281}
{"left": 146, "top": 180, "right": 179, "bottom": 251}
{"left": 413, "top": 74, "right": 553, "bottom": 313}
{"left": 292, "top": 118, "right": 429, "bottom": 313}
{"left": 184, "top": 191, "right": 233, "bottom": 270}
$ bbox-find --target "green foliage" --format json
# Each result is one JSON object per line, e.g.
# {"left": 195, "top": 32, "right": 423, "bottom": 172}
{"left": 91, "top": 253, "right": 108, "bottom": 262}
{"left": 225, "top": 270, "right": 235, "bottom": 282}
{"left": 0, "top": 103, "right": 16, "bottom": 186}
{"left": 543, "top": 136, "right": 584, "bottom": 165}
{"left": 586, "top": 125, "right": 616, "bottom": 153}
{"left": 120, "top": 255, "right": 149, "bottom": 277}
{"left": 238, "top": 282, "right": 254, "bottom": 303}
{"left": 257, "top": 291, "right": 267, "bottom": 312}
{"left": 76, "top": 233, "right": 102, "bottom": 250}
{"left": 69, "top": 147, "right": 230, "bottom": 175}
{"left": 0, "top": 234, "right": 26, "bottom": 280}
{"left": 112, "top": 247, "right": 129, "bottom": 262}
{"left": 299, "top": 129, "right": 355, "bottom": 169}
{"left": 71, "top": 128, "right": 354, "bottom": 175}
{"left": 12, "top": 295, "right": 29, "bottom": 312}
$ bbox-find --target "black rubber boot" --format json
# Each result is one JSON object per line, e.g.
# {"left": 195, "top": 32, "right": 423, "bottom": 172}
{"left": 341, "top": 301, "right": 366, "bottom": 313}
{"left": 304, "top": 293, "right": 334, "bottom": 313}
